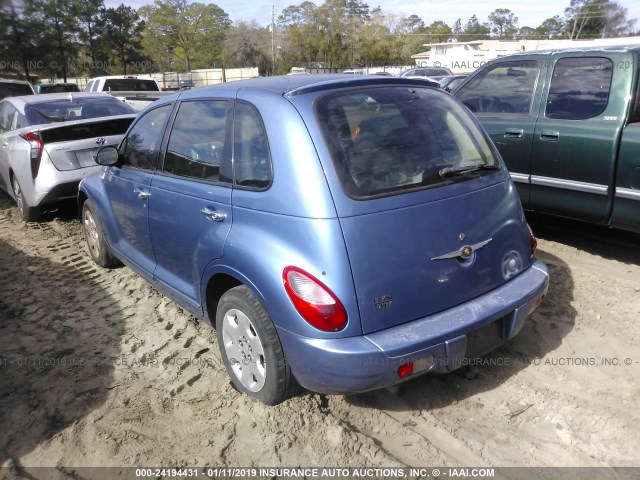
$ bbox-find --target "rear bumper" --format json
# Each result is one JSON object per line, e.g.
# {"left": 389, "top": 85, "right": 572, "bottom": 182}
{"left": 32, "top": 164, "right": 103, "bottom": 206}
{"left": 277, "top": 259, "right": 549, "bottom": 394}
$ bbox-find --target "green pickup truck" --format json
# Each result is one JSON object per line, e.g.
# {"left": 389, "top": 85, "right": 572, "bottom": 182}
{"left": 453, "top": 45, "right": 640, "bottom": 233}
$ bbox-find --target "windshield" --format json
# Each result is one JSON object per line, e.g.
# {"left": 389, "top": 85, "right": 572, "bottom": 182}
{"left": 25, "top": 97, "right": 135, "bottom": 124}
{"left": 316, "top": 86, "right": 499, "bottom": 198}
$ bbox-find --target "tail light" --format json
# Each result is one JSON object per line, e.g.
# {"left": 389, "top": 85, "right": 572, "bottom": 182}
{"left": 283, "top": 266, "right": 347, "bottom": 332}
{"left": 527, "top": 223, "right": 538, "bottom": 255}
{"left": 20, "top": 131, "right": 43, "bottom": 178}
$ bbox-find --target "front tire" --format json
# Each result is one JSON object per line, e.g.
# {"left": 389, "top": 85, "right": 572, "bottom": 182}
{"left": 216, "top": 285, "right": 298, "bottom": 405}
{"left": 82, "top": 200, "right": 119, "bottom": 268}
{"left": 11, "top": 176, "right": 41, "bottom": 222}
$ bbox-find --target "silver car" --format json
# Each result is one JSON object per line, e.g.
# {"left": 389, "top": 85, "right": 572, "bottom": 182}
{"left": 0, "top": 93, "right": 136, "bottom": 221}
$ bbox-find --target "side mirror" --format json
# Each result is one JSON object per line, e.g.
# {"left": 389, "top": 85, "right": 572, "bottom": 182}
{"left": 95, "top": 146, "right": 119, "bottom": 166}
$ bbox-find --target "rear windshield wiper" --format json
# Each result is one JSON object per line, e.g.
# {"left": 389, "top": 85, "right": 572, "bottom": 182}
{"left": 439, "top": 164, "right": 500, "bottom": 178}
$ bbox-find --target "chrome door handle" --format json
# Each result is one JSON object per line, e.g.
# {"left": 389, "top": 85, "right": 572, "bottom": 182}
{"left": 540, "top": 130, "right": 559, "bottom": 141}
{"left": 201, "top": 208, "right": 226, "bottom": 222}
{"left": 134, "top": 189, "right": 150, "bottom": 199}
{"left": 504, "top": 128, "right": 523, "bottom": 138}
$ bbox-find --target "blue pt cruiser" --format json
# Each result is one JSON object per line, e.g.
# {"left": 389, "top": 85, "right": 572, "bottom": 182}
{"left": 79, "top": 75, "right": 549, "bottom": 405}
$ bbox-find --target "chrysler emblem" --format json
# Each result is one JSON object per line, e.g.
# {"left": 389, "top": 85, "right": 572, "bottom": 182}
{"left": 431, "top": 238, "right": 493, "bottom": 261}
{"left": 460, "top": 246, "right": 474, "bottom": 259}
{"left": 95, "top": 138, "right": 107, "bottom": 145}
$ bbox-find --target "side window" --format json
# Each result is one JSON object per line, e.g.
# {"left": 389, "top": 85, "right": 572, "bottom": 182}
{"left": 456, "top": 60, "right": 540, "bottom": 115}
{"left": 85, "top": 80, "right": 94, "bottom": 93}
{"left": 0, "top": 103, "right": 16, "bottom": 133}
{"left": 630, "top": 69, "right": 640, "bottom": 124}
{"left": 233, "top": 102, "right": 272, "bottom": 189}
{"left": 164, "top": 100, "right": 231, "bottom": 183}
{"left": 121, "top": 104, "right": 171, "bottom": 171}
{"left": 14, "top": 112, "right": 27, "bottom": 130}
{"left": 0, "top": 104, "right": 10, "bottom": 133}
{"left": 546, "top": 57, "right": 613, "bottom": 120}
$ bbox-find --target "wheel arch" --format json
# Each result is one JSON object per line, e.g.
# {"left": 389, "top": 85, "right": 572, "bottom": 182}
{"left": 203, "top": 271, "right": 243, "bottom": 327}
{"left": 77, "top": 189, "right": 88, "bottom": 217}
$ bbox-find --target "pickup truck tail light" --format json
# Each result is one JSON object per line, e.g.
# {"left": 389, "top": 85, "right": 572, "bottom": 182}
{"left": 20, "top": 131, "right": 43, "bottom": 178}
{"left": 528, "top": 223, "right": 538, "bottom": 255}
{"left": 283, "top": 266, "right": 347, "bottom": 332}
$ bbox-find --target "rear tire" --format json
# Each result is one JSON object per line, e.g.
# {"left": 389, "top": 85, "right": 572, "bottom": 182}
{"left": 82, "top": 200, "right": 119, "bottom": 268}
{"left": 11, "top": 176, "right": 41, "bottom": 222}
{"left": 216, "top": 285, "right": 299, "bottom": 405}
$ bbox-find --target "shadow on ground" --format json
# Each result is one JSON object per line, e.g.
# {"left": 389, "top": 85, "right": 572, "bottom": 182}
{"left": 345, "top": 249, "right": 575, "bottom": 412}
{"left": 0, "top": 194, "right": 122, "bottom": 469}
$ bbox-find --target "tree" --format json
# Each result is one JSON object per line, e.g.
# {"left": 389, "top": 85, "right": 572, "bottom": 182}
{"left": 397, "top": 14, "right": 424, "bottom": 34}
{"left": 488, "top": 8, "right": 518, "bottom": 38}
{"left": 424, "top": 20, "right": 452, "bottom": 43}
{"left": 517, "top": 26, "right": 538, "bottom": 39}
{"left": 26, "top": 0, "right": 82, "bottom": 81}
{"left": 76, "top": 0, "right": 108, "bottom": 74}
{"left": 103, "top": 5, "right": 146, "bottom": 74}
{"left": 0, "top": 2, "right": 38, "bottom": 80}
{"left": 221, "top": 21, "right": 271, "bottom": 74}
{"left": 460, "top": 14, "right": 490, "bottom": 41}
{"left": 565, "top": 0, "right": 635, "bottom": 39}
{"left": 140, "top": 0, "right": 231, "bottom": 71}
{"left": 453, "top": 18, "right": 462, "bottom": 36}
{"left": 536, "top": 15, "right": 566, "bottom": 39}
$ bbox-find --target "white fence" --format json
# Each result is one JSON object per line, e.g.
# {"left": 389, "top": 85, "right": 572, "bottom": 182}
{"left": 55, "top": 67, "right": 260, "bottom": 90}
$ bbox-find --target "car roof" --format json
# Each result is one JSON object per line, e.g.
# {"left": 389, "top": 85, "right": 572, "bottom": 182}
{"left": 177, "top": 74, "right": 441, "bottom": 101}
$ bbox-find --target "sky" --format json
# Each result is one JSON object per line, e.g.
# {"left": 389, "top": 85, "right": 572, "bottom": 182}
{"left": 107, "top": 0, "right": 640, "bottom": 31}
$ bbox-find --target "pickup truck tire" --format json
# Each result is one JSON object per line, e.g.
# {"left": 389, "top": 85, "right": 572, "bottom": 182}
{"left": 82, "top": 200, "right": 119, "bottom": 268}
{"left": 11, "top": 175, "right": 42, "bottom": 222}
{"left": 216, "top": 285, "right": 299, "bottom": 405}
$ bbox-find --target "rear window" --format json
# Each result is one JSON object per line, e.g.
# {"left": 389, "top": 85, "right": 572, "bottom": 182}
{"left": 402, "top": 68, "right": 451, "bottom": 77}
{"left": 316, "top": 86, "right": 498, "bottom": 198}
{"left": 0, "top": 82, "right": 34, "bottom": 100}
{"left": 103, "top": 79, "right": 159, "bottom": 91}
{"left": 25, "top": 97, "right": 135, "bottom": 124}
{"left": 545, "top": 57, "right": 613, "bottom": 120}
{"left": 36, "top": 84, "right": 80, "bottom": 94}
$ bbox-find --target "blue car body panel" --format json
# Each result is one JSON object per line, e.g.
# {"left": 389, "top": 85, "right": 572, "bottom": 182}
{"left": 79, "top": 75, "right": 549, "bottom": 396}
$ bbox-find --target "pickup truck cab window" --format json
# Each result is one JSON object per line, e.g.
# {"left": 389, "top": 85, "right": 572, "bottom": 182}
{"left": 628, "top": 69, "right": 640, "bottom": 124}
{"left": 546, "top": 57, "right": 613, "bottom": 120}
{"left": 164, "top": 100, "right": 231, "bottom": 184}
{"left": 456, "top": 60, "right": 539, "bottom": 115}
{"left": 122, "top": 104, "right": 172, "bottom": 171}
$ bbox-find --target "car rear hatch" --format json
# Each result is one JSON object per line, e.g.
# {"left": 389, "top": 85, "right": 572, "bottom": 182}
{"left": 39, "top": 116, "right": 135, "bottom": 171}
{"left": 312, "top": 85, "right": 533, "bottom": 334}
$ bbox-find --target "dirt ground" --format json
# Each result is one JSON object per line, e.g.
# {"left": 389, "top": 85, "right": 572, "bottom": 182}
{"left": 0, "top": 190, "right": 639, "bottom": 477}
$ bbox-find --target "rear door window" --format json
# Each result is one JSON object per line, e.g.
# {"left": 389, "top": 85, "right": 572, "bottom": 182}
{"left": 456, "top": 60, "right": 540, "bottom": 115}
{"left": 316, "top": 86, "right": 498, "bottom": 198}
{"left": 545, "top": 57, "right": 613, "bottom": 120}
